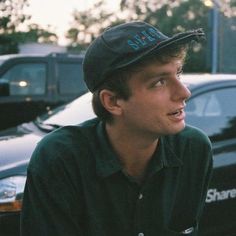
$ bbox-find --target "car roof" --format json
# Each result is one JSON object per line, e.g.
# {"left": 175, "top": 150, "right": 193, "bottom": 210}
{"left": 0, "top": 53, "right": 84, "bottom": 66}
{"left": 182, "top": 73, "right": 236, "bottom": 88}
{"left": 182, "top": 73, "right": 236, "bottom": 81}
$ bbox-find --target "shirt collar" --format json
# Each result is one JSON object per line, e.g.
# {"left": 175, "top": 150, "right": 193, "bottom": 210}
{"left": 95, "top": 121, "right": 122, "bottom": 178}
{"left": 95, "top": 121, "right": 183, "bottom": 178}
{"left": 159, "top": 137, "right": 183, "bottom": 167}
{"left": 146, "top": 137, "right": 183, "bottom": 177}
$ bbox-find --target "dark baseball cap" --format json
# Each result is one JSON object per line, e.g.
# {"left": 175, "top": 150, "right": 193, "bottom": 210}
{"left": 83, "top": 21, "right": 205, "bottom": 92}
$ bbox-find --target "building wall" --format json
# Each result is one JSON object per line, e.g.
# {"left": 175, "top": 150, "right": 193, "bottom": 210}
{"left": 19, "top": 43, "right": 67, "bottom": 55}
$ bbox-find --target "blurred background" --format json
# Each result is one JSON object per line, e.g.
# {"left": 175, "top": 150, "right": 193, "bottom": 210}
{"left": 0, "top": 0, "right": 236, "bottom": 73}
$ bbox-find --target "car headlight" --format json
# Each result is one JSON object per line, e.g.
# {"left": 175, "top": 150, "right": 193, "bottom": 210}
{"left": 0, "top": 176, "right": 26, "bottom": 212}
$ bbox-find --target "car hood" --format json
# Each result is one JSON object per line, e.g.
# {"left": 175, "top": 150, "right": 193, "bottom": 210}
{"left": 0, "top": 128, "right": 41, "bottom": 175}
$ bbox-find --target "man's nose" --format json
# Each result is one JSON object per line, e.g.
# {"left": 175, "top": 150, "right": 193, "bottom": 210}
{"left": 172, "top": 80, "right": 191, "bottom": 101}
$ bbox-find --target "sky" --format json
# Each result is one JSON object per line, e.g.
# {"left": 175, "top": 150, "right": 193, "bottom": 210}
{"left": 25, "top": 0, "right": 120, "bottom": 45}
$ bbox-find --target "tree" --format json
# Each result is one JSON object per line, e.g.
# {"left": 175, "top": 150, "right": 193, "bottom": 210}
{"left": 66, "top": 0, "right": 123, "bottom": 52}
{"left": 0, "top": 34, "right": 18, "bottom": 54}
{"left": 0, "top": 0, "right": 58, "bottom": 55}
{"left": 14, "top": 24, "right": 58, "bottom": 44}
{"left": 0, "top": 0, "right": 30, "bottom": 34}
{"left": 0, "top": 0, "right": 30, "bottom": 54}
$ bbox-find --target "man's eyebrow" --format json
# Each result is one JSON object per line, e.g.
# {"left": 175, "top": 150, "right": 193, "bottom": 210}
{"left": 142, "top": 71, "right": 172, "bottom": 80}
{"left": 140, "top": 65, "right": 183, "bottom": 80}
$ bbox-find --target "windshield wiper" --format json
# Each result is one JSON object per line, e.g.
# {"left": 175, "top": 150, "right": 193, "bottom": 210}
{"left": 34, "top": 119, "right": 62, "bottom": 132}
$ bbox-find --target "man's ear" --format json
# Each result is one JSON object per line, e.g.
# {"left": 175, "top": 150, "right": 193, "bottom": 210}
{"left": 99, "top": 89, "right": 122, "bottom": 116}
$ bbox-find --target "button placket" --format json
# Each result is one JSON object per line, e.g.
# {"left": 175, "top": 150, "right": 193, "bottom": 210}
{"left": 138, "top": 233, "right": 144, "bottom": 236}
{"left": 138, "top": 193, "right": 143, "bottom": 200}
{"left": 133, "top": 189, "right": 146, "bottom": 236}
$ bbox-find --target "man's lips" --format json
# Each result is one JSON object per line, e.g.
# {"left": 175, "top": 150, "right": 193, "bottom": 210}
{"left": 167, "top": 107, "right": 184, "bottom": 116}
{"left": 167, "top": 108, "right": 185, "bottom": 120}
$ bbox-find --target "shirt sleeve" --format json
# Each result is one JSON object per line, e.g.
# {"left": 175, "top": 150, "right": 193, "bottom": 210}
{"left": 20, "top": 139, "right": 87, "bottom": 236}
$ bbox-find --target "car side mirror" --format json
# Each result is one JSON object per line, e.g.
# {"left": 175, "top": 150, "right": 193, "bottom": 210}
{"left": 0, "top": 80, "right": 10, "bottom": 96}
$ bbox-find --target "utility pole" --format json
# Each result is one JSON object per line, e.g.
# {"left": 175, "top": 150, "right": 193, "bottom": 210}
{"left": 211, "top": 2, "right": 219, "bottom": 73}
{"left": 203, "top": 0, "right": 220, "bottom": 73}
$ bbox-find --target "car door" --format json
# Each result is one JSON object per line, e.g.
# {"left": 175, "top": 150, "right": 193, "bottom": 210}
{"left": 185, "top": 85, "right": 236, "bottom": 236}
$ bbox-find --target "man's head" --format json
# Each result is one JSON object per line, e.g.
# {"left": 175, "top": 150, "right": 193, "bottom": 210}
{"left": 83, "top": 21, "right": 204, "bottom": 124}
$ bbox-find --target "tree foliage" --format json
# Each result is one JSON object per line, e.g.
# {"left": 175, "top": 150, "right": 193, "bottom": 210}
{"left": 0, "top": 0, "right": 30, "bottom": 33}
{"left": 66, "top": 0, "right": 123, "bottom": 51}
{"left": 0, "top": 0, "right": 58, "bottom": 55}
{"left": 0, "top": 34, "right": 18, "bottom": 54}
{"left": 0, "top": 0, "right": 29, "bottom": 54}
{"left": 14, "top": 24, "right": 58, "bottom": 44}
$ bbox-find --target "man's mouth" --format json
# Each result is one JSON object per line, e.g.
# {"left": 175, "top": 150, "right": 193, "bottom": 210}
{"left": 167, "top": 108, "right": 186, "bottom": 121}
{"left": 168, "top": 108, "right": 184, "bottom": 116}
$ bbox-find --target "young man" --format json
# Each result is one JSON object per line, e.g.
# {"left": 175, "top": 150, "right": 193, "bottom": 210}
{"left": 21, "top": 21, "right": 212, "bottom": 236}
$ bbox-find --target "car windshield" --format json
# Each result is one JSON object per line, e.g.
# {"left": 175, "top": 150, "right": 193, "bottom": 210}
{"left": 39, "top": 92, "right": 96, "bottom": 126}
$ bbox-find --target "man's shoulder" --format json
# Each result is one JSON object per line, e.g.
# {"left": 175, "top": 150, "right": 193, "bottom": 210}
{"left": 164, "top": 125, "right": 212, "bottom": 154}
{"left": 40, "top": 118, "right": 99, "bottom": 146}
{"left": 179, "top": 125, "right": 211, "bottom": 147}
{"left": 163, "top": 125, "right": 212, "bottom": 166}
{"left": 29, "top": 118, "right": 100, "bottom": 170}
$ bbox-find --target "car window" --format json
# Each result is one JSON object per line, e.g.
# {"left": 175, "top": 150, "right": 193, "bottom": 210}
{"left": 185, "top": 87, "right": 236, "bottom": 141}
{"left": 57, "top": 62, "right": 87, "bottom": 95}
{"left": 0, "top": 63, "right": 46, "bottom": 95}
{"left": 186, "top": 93, "right": 221, "bottom": 117}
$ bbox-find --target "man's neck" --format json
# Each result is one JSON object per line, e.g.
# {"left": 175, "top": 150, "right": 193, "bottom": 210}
{"left": 105, "top": 122, "right": 159, "bottom": 180}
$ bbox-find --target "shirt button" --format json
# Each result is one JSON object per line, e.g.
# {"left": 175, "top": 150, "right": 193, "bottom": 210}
{"left": 138, "top": 233, "right": 144, "bottom": 236}
{"left": 138, "top": 193, "right": 143, "bottom": 200}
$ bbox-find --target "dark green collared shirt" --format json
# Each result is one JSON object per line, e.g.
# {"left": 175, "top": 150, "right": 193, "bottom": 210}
{"left": 21, "top": 118, "right": 212, "bottom": 236}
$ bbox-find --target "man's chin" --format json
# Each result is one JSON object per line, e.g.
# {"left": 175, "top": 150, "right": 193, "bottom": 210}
{"left": 169, "top": 122, "right": 186, "bottom": 135}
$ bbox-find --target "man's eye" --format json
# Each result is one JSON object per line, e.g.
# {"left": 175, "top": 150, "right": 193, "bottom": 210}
{"left": 153, "top": 79, "right": 166, "bottom": 87}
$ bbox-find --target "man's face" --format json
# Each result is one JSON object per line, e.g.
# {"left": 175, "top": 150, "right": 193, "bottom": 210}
{"left": 117, "top": 59, "right": 191, "bottom": 138}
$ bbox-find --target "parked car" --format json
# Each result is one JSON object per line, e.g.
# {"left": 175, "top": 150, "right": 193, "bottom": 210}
{"left": 0, "top": 74, "right": 236, "bottom": 236}
{"left": 0, "top": 53, "right": 87, "bottom": 131}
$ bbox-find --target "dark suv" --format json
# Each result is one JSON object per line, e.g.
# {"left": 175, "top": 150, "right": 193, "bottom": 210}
{"left": 0, "top": 53, "right": 87, "bottom": 130}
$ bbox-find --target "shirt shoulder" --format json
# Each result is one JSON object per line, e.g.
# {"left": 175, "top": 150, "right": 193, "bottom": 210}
{"left": 164, "top": 125, "right": 212, "bottom": 164}
{"left": 28, "top": 118, "right": 100, "bottom": 175}
{"left": 179, "top": 124, "right": 212, "bottom": 148}
{"left": 38, "top": 118, "right": 98, "bottom": 151}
